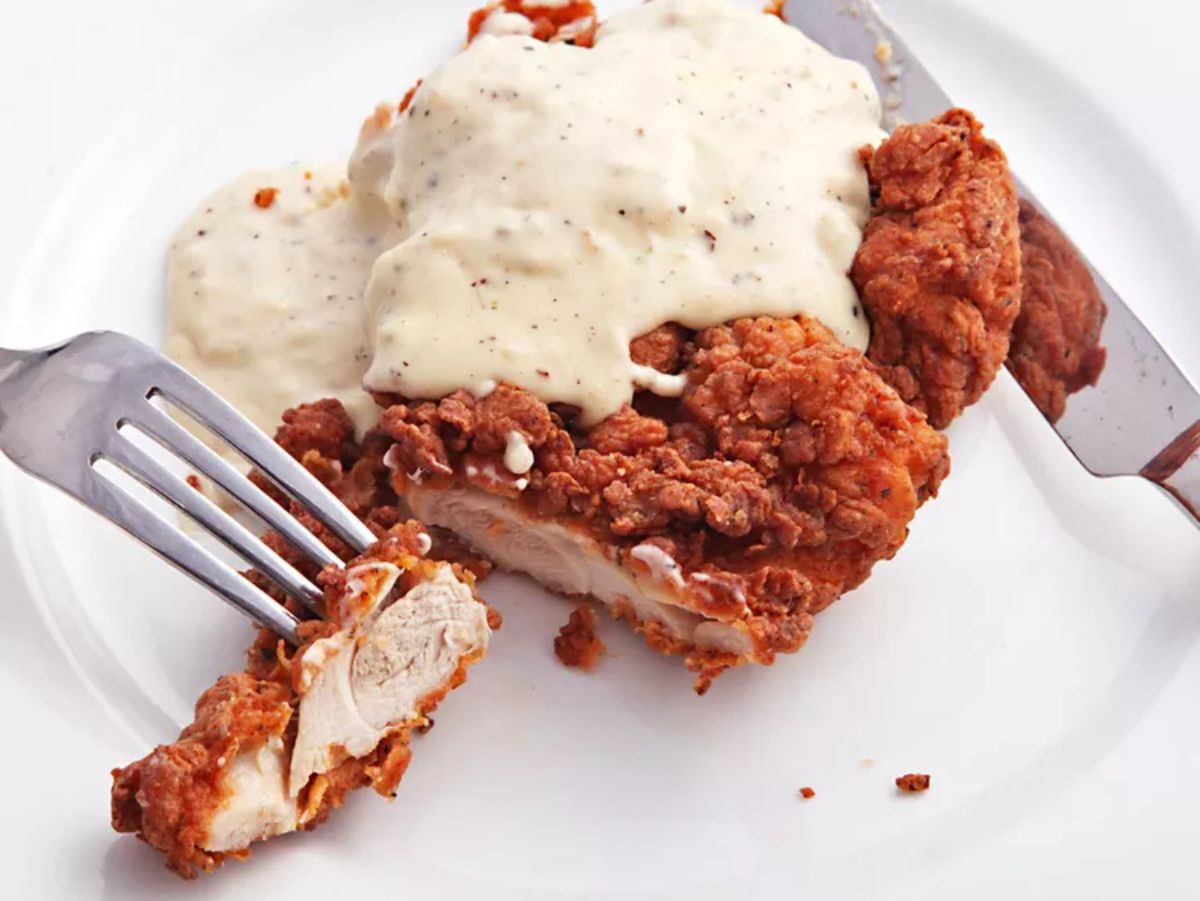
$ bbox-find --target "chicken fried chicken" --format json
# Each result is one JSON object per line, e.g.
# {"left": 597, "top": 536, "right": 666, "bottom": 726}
{"left": 381, "top": 315, "right": 949, "bottom": 691}
{"left": 111, "top": 526, "right": 495, "bottom": 878}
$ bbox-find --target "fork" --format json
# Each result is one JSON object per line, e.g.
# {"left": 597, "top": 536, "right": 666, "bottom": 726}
{"left": 0, "top": 331, "right": 377, "bottom": 642}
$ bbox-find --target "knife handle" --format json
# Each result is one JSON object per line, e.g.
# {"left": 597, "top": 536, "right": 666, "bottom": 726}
{"left": 1141, "top": 420, "right": 1200, "bottom": 528}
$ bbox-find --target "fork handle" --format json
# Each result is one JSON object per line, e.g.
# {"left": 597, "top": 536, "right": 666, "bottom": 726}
{"left": 1141, "top": 420, "right": 1200, "bottom": 527}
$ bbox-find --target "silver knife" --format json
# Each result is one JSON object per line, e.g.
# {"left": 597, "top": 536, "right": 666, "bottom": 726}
{"left": 786, "top": 0, "right": 1200, "bottom": 526}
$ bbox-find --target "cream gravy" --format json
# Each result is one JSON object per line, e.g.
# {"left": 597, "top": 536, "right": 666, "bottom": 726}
{"left": 357, "top": 0, "right": 883, "bottom": 423}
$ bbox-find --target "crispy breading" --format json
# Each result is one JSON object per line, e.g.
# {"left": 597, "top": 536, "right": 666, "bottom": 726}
{"left": 853, "top": 109, "right": 1021, "bottom": 428}
{"left": 111, "top": 526, "right": 493, "bottom": 878}
{"left": 381, "top": 315, "right": 949, "bottom": 686}
{"left": 1006, "top": 200, "right": 1107, "bottom": 421}
{"left": 111, "top": 675, "right": 293, "bottom": 877}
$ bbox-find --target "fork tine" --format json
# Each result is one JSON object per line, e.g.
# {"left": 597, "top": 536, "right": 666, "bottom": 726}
{"left": 85, "top": 471, "right": 301, "bottom": 643}
{"left": 151, "top": 366, "right": 376, "bottom": 554}
{"left": 129, "top": 405, "right": 344, "bottom": 571}
{"left": 103, "top": 436, "right": 325, "bottom": 615}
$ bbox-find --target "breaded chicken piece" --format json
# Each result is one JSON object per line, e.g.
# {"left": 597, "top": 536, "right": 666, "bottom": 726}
{"left": 111, "top": 525, "right": 495, "bottom": 878}
{"left": 1006, "top": 200, "right": 1107, "bottom": 421}
{"left": 380, "top": 316, "right": 949, "bottom": 691}
{"left": 852, "top": 109, "right": 1021, "bottom": 428}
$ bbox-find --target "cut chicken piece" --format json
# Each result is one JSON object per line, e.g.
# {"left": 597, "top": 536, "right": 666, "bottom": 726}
{"left": 203, "top": 736, "right": 297, "bottom": 853}
{"left": 289, "top": 562, "right": 485, "bottom": 793}
{"left": 407, "top": 483, "right": 754, "bottom": 661}
{"left": 381, "top": 315, "right": 950, "bottom": 691}
{"left": 110, "top": 524, "right": 493, "bottom": 878}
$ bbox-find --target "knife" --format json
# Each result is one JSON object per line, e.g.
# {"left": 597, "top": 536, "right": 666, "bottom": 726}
{"left": 786, "top": 0, "right": 1200, "bottom": 526}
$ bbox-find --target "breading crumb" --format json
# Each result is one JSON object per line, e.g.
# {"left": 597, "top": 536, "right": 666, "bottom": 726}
{"left": 895, "top": 773, "right": 931, "bottom": 793}
{"left": 554, "top": 605, "right": 606, "bottom": 670}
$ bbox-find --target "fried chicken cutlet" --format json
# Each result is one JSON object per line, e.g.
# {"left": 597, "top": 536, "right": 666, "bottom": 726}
{"left": 111, "top": 525, "right": 495, "bottom": 878}
{"left": 190, "top": 7, "right": 1009, "bottom": 700}
{"left": 382, "top": 315, "right": 949, "bottom": 692}
{"left": 853, "top": 110, "right": 1022, "bottom": 428}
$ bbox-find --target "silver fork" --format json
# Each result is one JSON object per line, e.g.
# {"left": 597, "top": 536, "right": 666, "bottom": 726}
{"left": 0, "top": 331, "right": 377, "bottom": 643}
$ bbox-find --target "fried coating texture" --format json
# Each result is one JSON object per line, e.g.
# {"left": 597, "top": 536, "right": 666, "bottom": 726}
{"left": 554, "top": 605, "right": 606, "bottom": 670}
{"left": 1006, "top": 200, "right": 1107, "bottom": 421}
{"left": 111, "top": 675, "right": 293, "bottom": 877}
{"left": 895, "top": 773, "right": 932, "bottom": 793}
{"left": 111, "top": 526, "right": 494, "bottom": 878}
{"left": 853, "top": 109, "right": 1021, "bottom": 428}
{"left": 381, "top": 315, "right": 949, "bottom": 686}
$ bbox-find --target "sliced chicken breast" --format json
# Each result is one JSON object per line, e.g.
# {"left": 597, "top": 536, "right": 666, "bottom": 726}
{"left": 111, "top": 527, "right": 493, "bottom": 878}
{"left": 406, "top": 483, "right": 753, "bottom": 658}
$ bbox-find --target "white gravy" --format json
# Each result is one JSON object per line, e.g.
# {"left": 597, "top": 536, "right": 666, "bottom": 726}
{"left": 356, "top": 0, "right": 882, "bottom": 423}
{"left": 164, "top": 163, "right": 396, "bottom": 438}
{"left": 165, "top": 0, "right": 883, "bottom": 432}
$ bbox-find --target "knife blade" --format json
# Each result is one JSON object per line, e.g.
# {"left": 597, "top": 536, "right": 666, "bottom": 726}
{"left": 786, "top": 0, "right": 1200, "bottom": 524}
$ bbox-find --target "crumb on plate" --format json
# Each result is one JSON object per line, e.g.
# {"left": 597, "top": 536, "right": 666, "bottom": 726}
{"left": 554, "top": 605, "right": 606, "bottom": 670}
{"left": 895, "top": 773, "right": 931, "bottom": 793}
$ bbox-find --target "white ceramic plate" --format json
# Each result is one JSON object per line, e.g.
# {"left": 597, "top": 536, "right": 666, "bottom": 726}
{"left": 2, "top": 1, "right": 1198, "bottom": 898}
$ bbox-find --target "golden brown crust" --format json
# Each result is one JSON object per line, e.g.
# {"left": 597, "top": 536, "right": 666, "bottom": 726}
{"left": 1006, "top": 200, "right": 1107, "bottom": 422}
{"left": 273, "top": 397, "right": 359, "bottom": 466}
{"left": 111, "top": 523, "right": 493, "bottom": 878}
{"left": 110, "top": 674, "right": 293, "bottom": 878}
{"left": 853, "top": 109, "right": 1021, "bottom": 428}
{"left": 382, "top": 314, "right": 948, "bottom": 686}
{"left": 629, "top": 322, "right": 690, "bottom": 376}
{"left": 895, "top": 773, "right": 931, "bottom": 793}
{"left": 554, "top": 605, "right": 606, "bottom": 670}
